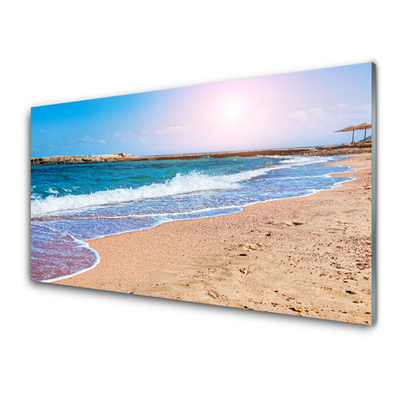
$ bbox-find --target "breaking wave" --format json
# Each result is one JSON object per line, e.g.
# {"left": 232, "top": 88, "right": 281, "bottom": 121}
{"left": 31, "top": 168, "right": 269, "bottom": 216}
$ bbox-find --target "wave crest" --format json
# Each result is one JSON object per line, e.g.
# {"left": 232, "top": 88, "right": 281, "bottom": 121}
{"left": 30, "top": 157, "right": 331, "bottom": 217}
{"left": 31, "top": 170, "right": 248, "bottom": 216}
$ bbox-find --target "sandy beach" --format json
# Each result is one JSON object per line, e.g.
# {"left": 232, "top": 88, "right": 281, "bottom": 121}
{"left": 53, "top": 152, "right": 373, "bottom": 324}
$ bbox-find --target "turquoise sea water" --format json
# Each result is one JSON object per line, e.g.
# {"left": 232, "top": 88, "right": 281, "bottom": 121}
{"left": 31, "top": 155, "right": 353, "bottom": 281}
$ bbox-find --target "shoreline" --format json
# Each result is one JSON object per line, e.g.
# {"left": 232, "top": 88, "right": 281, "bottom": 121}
{"left": 52, "top": 153, "right": 373, "bottom": 324}
{"left": 43, "top": 170, "right": 353, "bottom": 283}
{"left": 31, "top": 142, "right": 371, "bottom": 166}
{"left": 39, "top": 154, "right": 353, "bottom": 281}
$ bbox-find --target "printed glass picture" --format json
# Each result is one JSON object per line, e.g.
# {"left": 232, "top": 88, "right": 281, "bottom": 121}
{"left": 31, "top": 63, "right": 376, "bottom": 324}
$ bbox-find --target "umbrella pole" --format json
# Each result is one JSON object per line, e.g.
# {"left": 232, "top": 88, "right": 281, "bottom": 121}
{"left": 352, "top": 130, "right": 354, "bottom": 144}
{"left": 364, "top": 128, "right": 366, "bottom": 142}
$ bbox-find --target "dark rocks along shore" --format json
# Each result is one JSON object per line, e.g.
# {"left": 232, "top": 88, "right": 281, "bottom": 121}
{"left": 31, "top": 142, "right": 371, "bottom": 166}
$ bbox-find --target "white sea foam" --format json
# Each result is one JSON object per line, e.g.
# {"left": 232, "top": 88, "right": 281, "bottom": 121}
{"left": 277, "top": 155, "right": 333, "bottom": 166}
{"left": 267, "top": 173, "right": 332, "bottom": 181}
{"left": 31, "top": 169, "right": 271, "bottom": 216}
{"left": 30, "top": 157, "right": 334, "bottom": 217}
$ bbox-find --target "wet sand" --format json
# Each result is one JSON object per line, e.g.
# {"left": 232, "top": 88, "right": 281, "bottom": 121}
{"left": 53, "top": 153, "right": 373, "bottom": 324}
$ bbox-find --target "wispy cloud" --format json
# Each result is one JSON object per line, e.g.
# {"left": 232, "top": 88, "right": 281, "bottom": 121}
{"left": 141, "top": 126, "right": 189, "bottom": 135}
{"left": 79, "top": 134, "right": 94, "bottom": 143}
{"left": 108, "top": 131, "right": 136, "bottom": 142}
{"left": 289, "top": 108, "right": 323, "bottom": 122}
{"left": 160, "top": 125, "right": 187, "bottom": 133}
{"left": 273, "top": 101, "right": 372, "bottom": 138}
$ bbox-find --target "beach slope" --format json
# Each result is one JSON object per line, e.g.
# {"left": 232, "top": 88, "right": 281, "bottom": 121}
{"left": 53, "top": 153, "right": 373, "bottom": 324}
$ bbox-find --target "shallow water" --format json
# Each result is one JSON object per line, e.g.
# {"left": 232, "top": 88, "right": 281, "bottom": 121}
{"left": 31, "top": 155, "right": 353, "bottom": 281}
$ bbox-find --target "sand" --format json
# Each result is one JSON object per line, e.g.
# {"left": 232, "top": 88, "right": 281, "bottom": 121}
{"left": 53, "top": 153, "right": 373, "bottom": 324}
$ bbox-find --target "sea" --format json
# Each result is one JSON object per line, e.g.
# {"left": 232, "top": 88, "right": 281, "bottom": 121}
{"left": 31, "top": 154, "right": 353, "bottom": 282}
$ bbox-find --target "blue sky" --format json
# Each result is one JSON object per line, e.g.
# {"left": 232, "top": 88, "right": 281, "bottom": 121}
{"left": 31, "top": 63, "right": 372, "bottom": 157}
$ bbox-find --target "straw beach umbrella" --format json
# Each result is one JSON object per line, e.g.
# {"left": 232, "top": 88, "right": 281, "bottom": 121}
{"left": 335, "top": 122, "right": 372, "bottom": 144}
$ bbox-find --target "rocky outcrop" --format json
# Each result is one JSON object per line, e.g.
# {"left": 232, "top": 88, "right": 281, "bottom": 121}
{"left": 31, "top": 153, "right": 136, "bottom": 166}
{"left": 31, "top": 142, "right": 372, "bottom": 166}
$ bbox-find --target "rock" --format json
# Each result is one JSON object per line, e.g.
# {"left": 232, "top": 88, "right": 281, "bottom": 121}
{"left": 239, "top": 243, "right": 258, "bottom": 251}
{"left": 31, "top": 153, "right": 133, "bottom": 165}
{"left": 208, "top": 290, "right": 218, "bottom": 299}
{"left": 290, "top": 306, "right": 304, "bottom": 313}
{"left": 345, "top": 290, "right": 356, "bottom": 295}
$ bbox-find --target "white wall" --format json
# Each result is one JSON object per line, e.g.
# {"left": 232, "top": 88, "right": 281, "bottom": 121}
{"left": 2, "top": 1, "right": 398, "bottom": 399}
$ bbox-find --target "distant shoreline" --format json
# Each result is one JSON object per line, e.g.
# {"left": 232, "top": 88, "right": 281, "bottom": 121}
{"left": 31, "top": 142, "right": 371, "bottom": 166}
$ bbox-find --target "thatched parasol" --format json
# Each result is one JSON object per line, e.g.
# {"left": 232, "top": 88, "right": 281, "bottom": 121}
{"left": 335, "top": 122, "right": 372, "bottom": 143}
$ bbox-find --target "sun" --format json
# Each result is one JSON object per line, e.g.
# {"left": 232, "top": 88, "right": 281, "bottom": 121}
{"left": 222, "top": 98, "right": 245, "bottom": 122}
